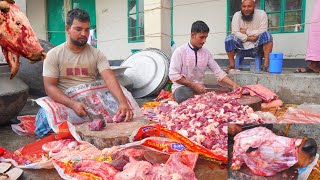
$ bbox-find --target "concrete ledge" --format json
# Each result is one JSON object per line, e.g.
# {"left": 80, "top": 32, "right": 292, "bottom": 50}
{"left": 205, "top": 69, "right": 320, "bottom": 104}
{"left": 216, "top": 58, "right": 307, "bottom": 68}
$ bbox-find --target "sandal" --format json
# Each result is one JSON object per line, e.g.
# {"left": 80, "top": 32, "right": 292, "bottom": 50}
{"left": 0, "top": 167, "right": 23, "bottom": 180}
{"left": 295, "top": 67, "right": 317, "bottom": 73}
{"left": 224, "top": 66, "right": 235, "bottom": 71}
{"left": 262, "top": 66, "right": 268, "bottom": 72}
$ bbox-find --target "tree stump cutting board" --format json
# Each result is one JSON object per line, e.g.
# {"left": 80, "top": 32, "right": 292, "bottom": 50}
{"left": 76, "top": 118, "right": 150, "bottom": 149}
{"left": 237, "top": 95, "right": 262, "bottom": 111}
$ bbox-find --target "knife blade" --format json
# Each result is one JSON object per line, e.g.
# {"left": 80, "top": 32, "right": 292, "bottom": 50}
{"left": 85, "top": 107, "right": 104, "bottom": 121}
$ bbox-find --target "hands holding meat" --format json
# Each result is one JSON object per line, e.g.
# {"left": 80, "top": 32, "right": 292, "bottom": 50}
{"left": 232, "top": 84, "right": 243, "bottom": 94}
{"left": 116, "top": 101, "right": 133, "bottom": 122}
{"left": 69, "top": 100, "right": 133, "bottom": 122}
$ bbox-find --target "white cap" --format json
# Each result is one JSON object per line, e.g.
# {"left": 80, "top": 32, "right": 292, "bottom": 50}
{"left": 242, "top": 0, "right": 256, "bottom": 2}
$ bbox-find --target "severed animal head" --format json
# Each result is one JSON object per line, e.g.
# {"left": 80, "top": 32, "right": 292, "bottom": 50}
{"left": 0, "top": 0, "right": 46, "bottom": 79}
{"left": 295, "top": 137, "right": 318, "bottom": 168}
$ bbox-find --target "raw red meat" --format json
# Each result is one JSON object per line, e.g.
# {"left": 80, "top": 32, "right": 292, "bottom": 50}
{"left": 110, "top": 155, "right": 130, "bottom": 171}
{"left": 179, "top": 151, "right": 199, "bottom": 170}
{"left": 150, "top": 164, "right": 173, "bottom": 179}
{"left": 88, "top": 120, "right": 104, "bottom": 131}
{"left": 108, "top": 148, "right": 145, "bottom": 171}
{"left": 109, "top": 148, "right": 198, "bottom": 180}
{"left": 164, "top": 152, "right": 197, "bottom": 180}
{"left": 242, "top": 84, "right": 278, "bottom": 103}
{"left": 105, "top": 114, "right": 125, "bottom": 123}
{"left": 0, "top": 1, "right": 45, "bottom": 79}
{"left": 114, "top": 157, "right": 153, "bottom": 180}
{"left": 114, "top": 148, "right": 145, "bottom": 160}
{"left": 43, "top": 140, "right": 102, "bottom": 161}
{"left": 113, "top": 114, "right": 125, "bottom": 123}
{"left": 42, "top": 139, "right": 76, "bottom": 153}
{"left": 73, "top": 159, "right": 119, "bottom": 179}
{"left": 231, "top": 127, "right": 303, "bottom": 176}
{"left": 152, "top": 91, "right": 265, "bottom": 158}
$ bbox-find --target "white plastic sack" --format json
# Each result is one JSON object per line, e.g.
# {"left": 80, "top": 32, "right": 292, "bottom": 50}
{"left": 36, "top": 81, "right": 141, "bottom": 133}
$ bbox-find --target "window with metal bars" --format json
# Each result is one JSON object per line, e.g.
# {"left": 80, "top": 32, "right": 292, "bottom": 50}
{"left": 128, "top": 0, "right": 144, "bottom": 43}
{"left": 227, "top": 0, "right": 306, "bottom": 34}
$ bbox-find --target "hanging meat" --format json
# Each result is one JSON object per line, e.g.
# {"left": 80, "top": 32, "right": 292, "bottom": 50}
{"left": 0, "top": 0, "right": 45, "bottom": 79}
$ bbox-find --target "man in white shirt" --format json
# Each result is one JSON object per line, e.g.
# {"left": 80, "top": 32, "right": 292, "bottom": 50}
{"left": 169, "top": 21, "right": 240, "bottom": 103}
{"left": 225, "top": 0, "right": 273, "bottom": 71}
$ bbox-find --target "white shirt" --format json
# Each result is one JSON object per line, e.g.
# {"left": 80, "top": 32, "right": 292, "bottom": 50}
{"left": 232, "top": 9, "right": 268, "bottom": 49}
{"left": 169, "top": 43, "right": 227, "bottom": 92}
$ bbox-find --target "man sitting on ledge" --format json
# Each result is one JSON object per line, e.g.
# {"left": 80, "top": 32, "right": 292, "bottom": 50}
{"left": 225, "top": 0, "right": 273, "bottom": 72}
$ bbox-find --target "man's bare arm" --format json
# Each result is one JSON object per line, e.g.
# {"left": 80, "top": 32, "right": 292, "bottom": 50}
{"left": 43, "top": 77, "right": 87, "bottom": 116}
{"left": 240, "top": 28, "right": 258, "bottom": 42}
{"left": 175, "top": 77, "right": 206, "bottom": 94}
{"left": 220, "top": 76, "right": 240, "bottom": 90}
{"left": 100, "top": 69, "right": 133, "bottom": 121}
{"left": 246, "top": 36, "right": 259, "bottom": 42}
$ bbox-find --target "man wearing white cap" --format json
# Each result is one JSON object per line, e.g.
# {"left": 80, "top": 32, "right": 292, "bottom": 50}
{"left": 225, "top": 0, "right": 273, "bottom": 72}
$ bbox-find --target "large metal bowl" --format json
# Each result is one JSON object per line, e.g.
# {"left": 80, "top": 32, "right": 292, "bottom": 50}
{"left": 0, "top": 64, "right": 28, "bottom": 125}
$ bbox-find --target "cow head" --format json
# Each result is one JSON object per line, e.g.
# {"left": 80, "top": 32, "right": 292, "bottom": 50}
{"left": 0, "top": 0, "right": 46, "bottom": 79}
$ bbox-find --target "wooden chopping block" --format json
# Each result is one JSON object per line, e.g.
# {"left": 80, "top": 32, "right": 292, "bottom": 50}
{"left": 76, "top": 118, "right": 151, "bottom": 149}
{"left": 237, "top": 95, "right": 262, "bottom": 111}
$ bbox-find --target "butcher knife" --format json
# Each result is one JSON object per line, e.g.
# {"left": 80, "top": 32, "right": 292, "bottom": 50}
{"left": 85, "top": 107, "right": 104, "bottom": 121}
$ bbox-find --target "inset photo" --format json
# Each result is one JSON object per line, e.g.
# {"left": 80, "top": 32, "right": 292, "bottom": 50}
{"left": 228, "top": 124, "right": 319, "bottom": 180}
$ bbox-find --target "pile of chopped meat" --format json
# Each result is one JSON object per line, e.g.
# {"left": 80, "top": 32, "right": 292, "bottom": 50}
{"left": 153, "top": 92, "right": 265, "bottom": 157}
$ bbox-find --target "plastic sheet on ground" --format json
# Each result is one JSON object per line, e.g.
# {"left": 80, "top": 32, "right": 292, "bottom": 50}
{"left": 11, "top": 115, "right": 37, "bottom": 136}
{"left": 278, "top": 103, "right": 320, "bottom": 124}
{"left": 0, "top": 122, "right": 81, "bottom": 169}
{"left": 130, "top": 124, "right": 228, "bottom": 164}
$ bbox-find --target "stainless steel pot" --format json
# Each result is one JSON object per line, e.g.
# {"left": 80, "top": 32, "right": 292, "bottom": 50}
{"left": 0, "top": 64, "right": 28, "bottom": 125}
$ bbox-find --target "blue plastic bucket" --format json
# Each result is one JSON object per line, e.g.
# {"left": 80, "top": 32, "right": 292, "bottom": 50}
{"left": 269, "top": 52, "right": 283, "bottom": 74}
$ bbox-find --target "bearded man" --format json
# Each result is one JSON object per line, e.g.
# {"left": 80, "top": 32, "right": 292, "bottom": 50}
{"left": 35, "top": 8, "right": 133, "bottom": 137}
{"left": 224, "top": 0, "right": 273, "bottom": 72}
